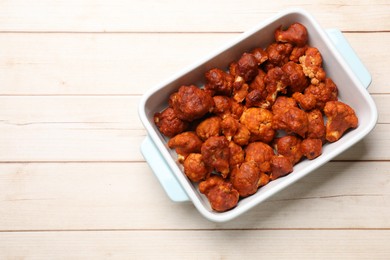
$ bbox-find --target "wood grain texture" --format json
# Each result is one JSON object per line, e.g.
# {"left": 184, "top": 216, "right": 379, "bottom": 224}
{"left": 0, "top": 162, "right": 389, "bottom": 230}
{"left": 0, "top": 0, "right": 388, "bottom": 32}
{"left": 0, "top": 33, "right": 387, "bottom": 95}
{"left": 1, "top": 230, "right": 390, "bottom": 259}
{"left": 0, "top": 1, "right": 389, "bottom": 258}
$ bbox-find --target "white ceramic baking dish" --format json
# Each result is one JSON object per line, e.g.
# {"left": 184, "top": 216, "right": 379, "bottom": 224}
{"left": 138, "top": 8, "right": 377, "bottom": 222}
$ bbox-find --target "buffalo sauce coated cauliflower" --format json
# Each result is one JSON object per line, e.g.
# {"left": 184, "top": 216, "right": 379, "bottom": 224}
{"left": 153, "top": 22, "right": 360, "bottom": 213}
{"left": 293, "top": 78, "right": 338, "bottom": 111}
{"left": 245, "top": 142, "right": 274, "bottom": 173}
{"left": 170, "top": 85, "right": 214, "bottom": 121}
{"left": 324, "top": 101, "right": 358, "bottom": 142}
{"left": 299, "top": 47, "right": 326, "bottom": 85}
{"left": 230, "top": 161, "right": 261, "bottom": 197}
{"left": 275, "top": 23, "right": 308, "bottom": 47}
{"left": 199, "top": 176, "right": 239, "bottom": 212}
{"left": 205, "top": 68, "right": 234, "bottom": 96}
{"left": 183, "top": 153, "right": 211, "bottom": 182}
{"left": 154, "top": 107, "right": 188, "bottom": 138}
{"left": 167, "top": 131, "right": 203, "bottom": 163}
{"left": 201, "top": 136, "right": 230, "bottom": 178}
{"left": 274, "top": 135, "right": 303, "bottom": 165}
{"left": 240, "top": 107, "right": 275, "bottom": 143}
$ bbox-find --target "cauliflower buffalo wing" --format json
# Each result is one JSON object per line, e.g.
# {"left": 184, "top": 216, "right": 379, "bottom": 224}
{"left": 154, "top": 107, "right": 188, "bottom": 137}
{"left": 237, "top": 53, "right": 259, "bottom": 82}
{"left": 265, "top": 42, "right": 293, "bottom": 68}
{"left": 245, "top": 142, "right": 274, "bottom": 173}
{"left": 275, "top": 23, "right": 308, "bottom": 47}
{"left": 230, "top": 161, "right": 260, "bottom": 197}
{"left": 196, "top": 116, "right": 222, "bottom": 141}
{"left": 306, "top": 109, "right": 326, "bottom": 141}
{"left": 205, "top": 68, "right": 234, "bottom": 96}
{"left": 168, "top": 131, "right": 203, "bottom": 162}
{"left": 270, "top": 155, "right": 293, "bottom": 181}
{"left": 299, "top": 47, "right": 326, "bottom": 85}
{"left": 273, "top": 106, "right": 309, "bottom": 138}
{"left": 183, "top": 153, "right": 211, "bottom": 182}
{"left": 264, "top": 67, "right": 291, "bottom": 106}
{"left": 221, "top": 115, "right": 239, "bottom": 141}
{"left": 199, "top": 175, "right": 239, "bottom": 212}
{"left": 201, "top": 136, "right": 230, "bottom": 178}
{"left": 301, "top": 139, "right": 323, "bottom": 159}
{"left": 294, "top": 78, "right": 338, "bottom": 111}
{"left": 274, "top": 135, "right": 303, "bottom": 165}
{"left": 289, "top": 45, "right": 308, "bottom": 63}
{"left": 282, "top": 61, "right": 309, "bottom": 94}
{"left": 228, "top": 141, "right": 245, "bottom": 168}
{"left": 232, "top": 123, "right": 251, "bottom": 146}
{"left": 240, "top": 107, "right": 275, "bottom": 143}
{"left": 272, "top": 96, "right": 298, "bottom": 114}
{"left": 324, "top": 101, "right": 358, "bottom": 142}
{"left": 170, "top": 85, "right": 214, "bottom": 121}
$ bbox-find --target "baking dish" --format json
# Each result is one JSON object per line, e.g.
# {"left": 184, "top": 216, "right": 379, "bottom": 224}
{"left": 138, "top": 8, "right": 377, "bottom": 222}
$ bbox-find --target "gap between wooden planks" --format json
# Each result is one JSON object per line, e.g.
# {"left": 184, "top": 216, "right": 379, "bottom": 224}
{"left": 0, "top": 33, "right": 387, "bottom": 95}
{"left": 0, "top": 0, "right": 389, "bottom": 32}
{"left": 0, "top": 161, "right": 389, "bottom": 231}
{"left": 1, "top": 230, "right": 390, "bottom": 259}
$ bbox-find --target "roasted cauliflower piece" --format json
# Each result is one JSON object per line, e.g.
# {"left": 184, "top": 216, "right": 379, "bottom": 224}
{"left": 183, "top": 153, "right": 211, "bottom": 182}
{"left": 170, "top": 85, "right": 214, "bottom": 121}
{"left": 272, "top": 106, "right": 309, "bottom": 138}
{"left": 293, "top": 78, "right": 338, "bottom": 110}
{"left": 245, "top": 141, "right": 274, "bottom": 173}
{"left": 275, "top": 23, "right": 308, "bottom": 47}
{"left": 230, "top": 161, "right": 260, "bottom": 197}
{"left": 201, "top": 136, "right": 230, "bottom": 178}
{"left": 299, "top": 47, "right": 326, "bottom": 85}
{"left": 167, "top": 131, "right": 203, "bottom": 163}
{"left": 265, "top": 42, "right": 293, "bottom": 68}
{"left": 306, "top": 109, "right": 326, "bottom": 141}
{"left": 274, "top": 135, "right": 303, "bottom": 165}
{"left": 228, "top": 141, "right": 245, "bottom": 168}
{"left": 270, "top": 155, "right": 294, "bottom": 181}
{"left": 154, "top": 107, "right": 188, "bottom": 137}
{"left": 323, "top": 101, "right": 358, "bottom": 142}
{"left": 199, "top": 176, "right": 239, "bottom": 212}
{"left": 196, "top": 116, "right": 222, "bottom": 141}
{"left": 282, "top": 61, "right": 309, "bottom": 94}
{"left": 301, "top": 139, "right": 323, "bottom": 159}
{"left": 240, "top": 107, "right": 275, "bottom": 143}
{"left": 205, "top": 68, "right": 234, "bottom": 96}
{"left": 237, "top": 53, "right": 259, "bottom": 82}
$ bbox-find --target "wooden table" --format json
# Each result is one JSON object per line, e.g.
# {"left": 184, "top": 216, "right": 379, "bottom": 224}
{"left": 0, "top": 1, "right": 389, "bottom": 259}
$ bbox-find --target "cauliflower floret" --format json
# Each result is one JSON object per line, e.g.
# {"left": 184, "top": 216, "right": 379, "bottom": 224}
{"left": 168, "top": 131, "right": 203, "bottom": 163}
{"left": 201, "top": 136, "right": 230, "bottom": 178}
{"left": 299, "top": 47, "right": 326, "bottom": 85}
{"left": 230, "top": 161, "right": 260, "bottom": 197}
{"left": 275, "top": 23, "right": 308, "bottom": 47}
{"left": 323, "top": 101, "right": 358, "bottom": 142}
{"left": 199, "top": 175, "right": 239, "bottom": 212}
{"left": 183, "top": 153, "right": 211, "bottom": 182}
{"left": 240, "top": 107, "right": 275, "bottom": 143}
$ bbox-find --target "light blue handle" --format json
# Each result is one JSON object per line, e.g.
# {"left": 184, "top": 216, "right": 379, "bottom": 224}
{"left": 141, "top": 29, "right": 371, "bottom": 203}
{"left": 326, "top": 29, "right": 372, "bottom": 88}
{"left": 140, "top": 136, "right": 189, "bottom": 202}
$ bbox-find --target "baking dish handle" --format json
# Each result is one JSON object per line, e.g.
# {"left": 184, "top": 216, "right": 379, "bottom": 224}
{"left": 326, "top": 29, "right": 372, "bottom": 89}
{"left": 141, "top": 136, "right": 190, "bottom": 202}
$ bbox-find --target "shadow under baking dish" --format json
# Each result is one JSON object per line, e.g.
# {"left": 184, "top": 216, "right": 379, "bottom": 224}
{"left": 138, "top": 8, "right": 378, "bottom": 222}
